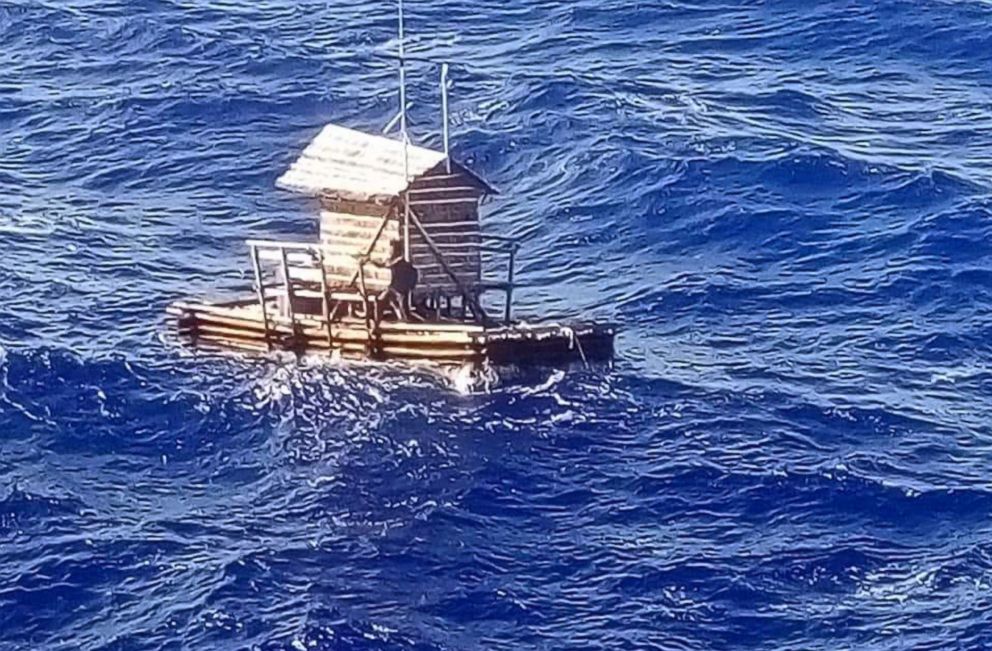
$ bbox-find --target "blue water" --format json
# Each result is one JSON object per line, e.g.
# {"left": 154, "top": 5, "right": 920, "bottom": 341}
{"left": 3, "top": 1, "right": 992, "bottom": 648}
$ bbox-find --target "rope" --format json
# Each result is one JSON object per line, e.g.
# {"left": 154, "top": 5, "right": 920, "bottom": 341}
{"left": 562, "top": 325, "right": 589, "bottom": 369}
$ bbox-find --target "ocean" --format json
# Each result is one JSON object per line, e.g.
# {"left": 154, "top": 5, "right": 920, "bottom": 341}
{"left": 2, "top": 0, "right": 992, "bottom": 649}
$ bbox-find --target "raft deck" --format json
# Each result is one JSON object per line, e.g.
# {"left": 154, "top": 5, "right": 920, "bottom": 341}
{"left": 166, "top": 298, "right": 614, "bottom": 366}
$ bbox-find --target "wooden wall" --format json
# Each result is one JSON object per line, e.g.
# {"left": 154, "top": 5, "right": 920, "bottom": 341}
{"left": 317, "top": 162, "right": 486, "bottom": 296}
{"left": 406, "top": 163, "right": 484, "bottom": 296}
{"left": 319, "top": 198, "right": 395, "bottom": 289}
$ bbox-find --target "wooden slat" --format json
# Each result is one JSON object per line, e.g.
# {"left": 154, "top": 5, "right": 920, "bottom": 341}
{"left": 320, "top": 211, "right": 399, "bottom": 231}
{"left": 431, "top": 241, "right": 484, "bottom": 251}
{"left": 418, "top": 220, "right": 479, "bottom": 231}
{"left": 174, "top": 304, "right": 480, "bottom": 346}
{"left": 289, "top": 266, "right": 391, "bottom": 290}
{"left": 320, "top": 235, "right": 394, "bottom": 257}
{"left": 256, "top": 249, "right": 318, "bottom": 265}
{"left": 405, "top": 189, "right": 481, "bottom": 202}
{"left": 318, "top": 199, "right": 391, "bottom": 217}
{"left": 192, "top": 336, "right": 271, "bottom": 353}
{"left": 406, "top": 186, "right": 481, "bottom": 195}
{"left": 408, "top": 198, "right": 480, "bottom": 207}
{"left": 336, "top": 317, "right": 484, "bottom": 334}
{"left": 412, "top": 252, "right": 479, "bottom": 266}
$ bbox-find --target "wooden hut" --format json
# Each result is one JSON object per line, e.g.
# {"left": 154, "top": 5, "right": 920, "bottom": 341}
{"left": 275, "top": 123, "right": 495, "bottom": 306}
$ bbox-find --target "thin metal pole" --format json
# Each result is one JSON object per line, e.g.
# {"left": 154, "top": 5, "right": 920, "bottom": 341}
{"left": 441, "top": 62, "right": 451, "bottom": 174}
{"left": 398, "top": 0, "right": 411, "bottom": 261}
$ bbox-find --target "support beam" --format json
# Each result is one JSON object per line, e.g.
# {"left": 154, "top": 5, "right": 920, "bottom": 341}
{"left": 318, "top": 247, "right": 334, "bottom": 351}
{"left": 505, "top": 245, "right": 517, "bottom": 325}
{"left": 409, "top": 209, "right": 488, "bottom": 323}
{"left": 441, "top": 62, "right": 451, "bottom": 174}
{"left": 279, "top": 246, "right": 297, "bottom": 342}
{"left": 250, "top": 244, "right": 272, "bottom": 350}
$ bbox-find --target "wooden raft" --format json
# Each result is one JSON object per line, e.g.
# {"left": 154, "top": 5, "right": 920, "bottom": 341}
{"left": 166, "top": 298, "right": 615, "bottom": 366}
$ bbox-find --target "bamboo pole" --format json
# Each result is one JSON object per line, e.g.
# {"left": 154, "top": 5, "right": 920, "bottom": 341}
{"left": 318, "top": 247, "right": 334, "bottom": 351}
{"left": 357, "top": 259, "right": 374, "bottom": 356}
{"left": 250, "top": 244, "right": 272, "bottom": 350}
{"left": 278, "top": 246, "right": 297, "bottom": 346}
{"left": 441, "top": 62, "right": 451, "bottom": 174}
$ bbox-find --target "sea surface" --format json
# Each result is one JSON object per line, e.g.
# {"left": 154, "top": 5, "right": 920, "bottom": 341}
{"left": 3, "top": 1, "right": 992, "bottom": 649}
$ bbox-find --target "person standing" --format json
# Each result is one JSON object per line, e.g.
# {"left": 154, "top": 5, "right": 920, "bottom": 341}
{"left": 359, "top": 239, "right": 418, "bottom": 320}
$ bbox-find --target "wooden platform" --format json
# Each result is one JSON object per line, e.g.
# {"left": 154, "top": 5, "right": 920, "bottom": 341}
{"left": 166, "top": 298, "right": 614, "bottom": 366}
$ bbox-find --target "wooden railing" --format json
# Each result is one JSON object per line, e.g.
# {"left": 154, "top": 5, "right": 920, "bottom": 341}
{"left": 246, "top": 239, "right": 385, "bottom": 351}
{"left": 245, "top": 232, "right": 523, "bottom": 334}
{"left": 477, "top": 233, "right": 520, "bottom": 325}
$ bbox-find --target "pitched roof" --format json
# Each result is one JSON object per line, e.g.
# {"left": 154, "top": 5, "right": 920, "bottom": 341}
{"left": 276, "top": 123, "right": 493, "bottom": 200}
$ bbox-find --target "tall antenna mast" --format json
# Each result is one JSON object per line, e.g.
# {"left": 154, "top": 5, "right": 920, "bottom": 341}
{"left": 441, "top": 62, "right": 451, "bottom": 174}
{"left": 398, "top": 0, "right": 411, "bottom": 261}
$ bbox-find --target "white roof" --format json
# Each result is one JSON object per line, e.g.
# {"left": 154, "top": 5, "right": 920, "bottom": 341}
{"left": 276, "top": 124, "right": 448, "bottom": 199}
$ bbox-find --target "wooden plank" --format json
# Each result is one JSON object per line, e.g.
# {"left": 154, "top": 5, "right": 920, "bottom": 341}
{"left": 409, "top": 169, "right": 491, "bottom": 194}
{"left": 287, "top": 264, "right": 387, "bottom": 284}
{"left": 256, "top": 249, "right": 318, "bottom": 265}
{"left": 320, "top": 238, "right": 396, "bottom": 256}
{"left": 412, "top": 252, "right": 479, "bottom": 267}
{"left": 405, "top": 189, "right": 481, "bottom": 202}
{"left": 249, "top": 244, "right": 272, "bottom": 350}
{"left": 407, "top": 197, "right": 481, "bottom": 207}
{"left": 184, "top": 323, "right": 270, "bottom": 341}
{"left": 417, "top": 218, "right": 477, "bottom": 231}
{"left": 417, "top": 273, "right": 480, "bottom": 285}
{"left": 406, "top": 186, "right": 481, "bottom": 195}
{"left": 169, "top": 301, "right": 267, "bottom": 324}
{"left": 171, "top": 301, "right": 489, "bottom": 336}
{"left": 318, "top": 200, "right": 391, "bottom": 217}
{"left": 320, "top": 210, "right": 398, "bottom": 224}
{"left": 312, "top": 326, "right": 473, "bottom": 346}
{"left": 174, "top": 310, "right": 293, "bottom": 335}
{"left": 426, "top": 241, "right": 484, "bottom": 251}
{"left": 415, "top": 220, "right": 479, "bottom": 231}
{"left": 180, "top": 309, "right": 476, "bottom": 347}
{"left": 412, "top": 234, "right": 481, "bottom": 247}
{"left": 377, "top": 346, "right": 478, "bottom": 360}
{"left": 337, "top": 317, "right": 484, "bottom": 334}
{"left": 320, "top": 212, "right": 400, "bottom": 233}
{"left": 411, "top": 172, "right": 467, "bottom": 182}
{"left": 193, "top": 336, "right": 271, "bottom": 353}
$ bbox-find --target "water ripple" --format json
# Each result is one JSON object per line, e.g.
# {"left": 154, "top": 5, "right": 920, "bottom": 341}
{"left": 3, "top": 0, "right": 992, "bottom": 648}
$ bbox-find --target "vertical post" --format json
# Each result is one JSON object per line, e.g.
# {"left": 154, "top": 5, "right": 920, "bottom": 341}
{"left": 398, "top": 0, "right": 411, "bottom": 262}
{"left": 441, "top": 62, "right": 451, "bottom": 174}
{"left": 250, "top": 244, "right": 272, "bottom": 350}
{"left": 279, "top": 247, "right": 296, "bottom": 341}
{"left": 504, "top": 244, "right": 517, "bottom": 325}
{"left": 372, "top": 299, "right": 382, "bottom": 358}
{"left": 358, "top": 261, "right": 376, "bottom": 356}
{"left": 318, "top": 246, "right": 333, "bottom": 351}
